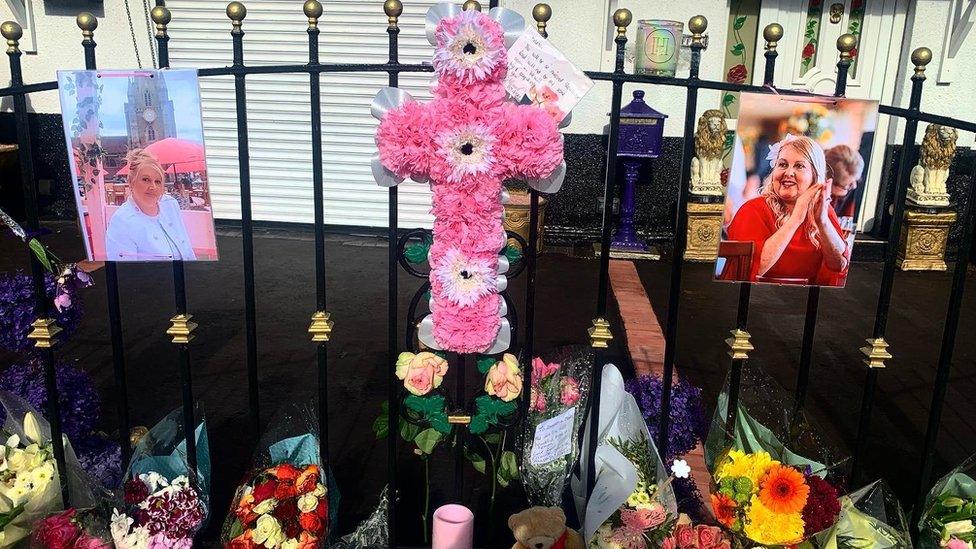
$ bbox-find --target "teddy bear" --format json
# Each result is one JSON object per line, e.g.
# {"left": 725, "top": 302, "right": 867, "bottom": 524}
{"left": 508, "top": 506, "right": 585, "bottom": 549}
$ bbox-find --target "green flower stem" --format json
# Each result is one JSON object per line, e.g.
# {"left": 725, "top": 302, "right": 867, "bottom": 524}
{"left": 422, "top": 457, "right": 431, "bottom": 544}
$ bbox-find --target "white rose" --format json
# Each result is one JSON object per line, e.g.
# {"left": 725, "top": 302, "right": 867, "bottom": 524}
{"left": 110, "top": 508, "right": 134, "bottom": 541}
{"left": 312, "top": 483, "right": 327, "bottom": 498}
{"left": 281, "top": 540, "right": 300, "bottom": 549}
{"left": 7, "top": 449, "right": 27, "bottom": 472}
{"left": 945, "top": 520, "right": 975, "bottom": 536}
{"left": 252, "top": 514, "right": 286, "bottom": 547}
{"left": 6, "top": 434, "right": 20, "bottom": 448}
{"left": 253, "top": 497, "right": 278, "bottom": 515}
{"left": 297, "top": 493, "right": 319, "bottom": 513}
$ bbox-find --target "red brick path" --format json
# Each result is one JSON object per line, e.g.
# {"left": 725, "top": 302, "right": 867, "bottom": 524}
{"left": 608, "top": 259, "right": 711, "bottom": 498}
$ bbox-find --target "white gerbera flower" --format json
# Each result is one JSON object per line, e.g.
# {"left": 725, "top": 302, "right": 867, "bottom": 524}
{"left": 436, "top": 123, "right": 497, "bottom": 184}
{"left": 432, "top": 247, "right": 496, "bottom": 307}
{"left": 671, "top": 459, "right": 691, "bottom": 479}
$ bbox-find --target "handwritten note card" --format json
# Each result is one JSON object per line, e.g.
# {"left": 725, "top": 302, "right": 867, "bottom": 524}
{"left": 504, "top": 30, "right": 594, "bottom": 123}
{"left": 530, "top": 407, "right": 576, "bottom": 465}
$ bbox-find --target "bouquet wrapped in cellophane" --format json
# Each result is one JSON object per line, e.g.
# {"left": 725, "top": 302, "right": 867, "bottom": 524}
{"left": 572, "top": 364, "right": 679, "bottom": 548}
{"left": 109, "top": 404, "right": 210, "bottom": 548}
{"left": 800, "top": 479, "right": 911, "bottom": 548}
{"left": 221, "top": 404, "right": 337, "bottom": 548}
{"left": 0, "top": 392, "right": 94, "bottom": 548}
{"left": 704, "top": 365, "right": 848, "bottom": 547}
{"left": 521, "top": 345, "right": 592, "bottom": 507}
{"left": 918, "top": 453, "right": 976, "bottom": 549}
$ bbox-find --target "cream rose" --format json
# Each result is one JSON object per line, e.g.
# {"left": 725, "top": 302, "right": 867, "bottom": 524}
{"left": 298, "top": 493, "right": 319, "bottom": 513}
{"left": 395, "top": 351, "right": 449, "bottom": 396}
{"left": 252, "top": 514, "right": 286, "bottom": 547}
{"left": 252, "top": 497, "right": 278, "bottom": 515}
{"left": 484, "top": 353, "right": 523, "bottom": 402}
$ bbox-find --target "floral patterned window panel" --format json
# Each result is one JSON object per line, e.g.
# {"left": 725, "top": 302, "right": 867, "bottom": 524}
{"left": 800, "top": 0, "right": 825, "bottom": 76}
{"left": 847, "top": 0, "right": 865, "bottom": 77}
{"left": 719, "top": 0, "right": 761, "bottom": 119}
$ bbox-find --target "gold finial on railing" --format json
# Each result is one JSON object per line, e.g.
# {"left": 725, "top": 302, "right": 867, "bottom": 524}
{"left": 612, "top": 9, "right": 631, "bottom": 38}
{"left": 725, "top": 329, "right": 754, "bottom": 360}
{"left": 226, "top": 1, "right": 247, "bottom": 32}
{"left": 1, "top": 21, "right": 22, "bottom": 54}
{"left": 763, "top": 23, "right": 783, "bottom": 52}
{"left": 836, "top": 33, "right": 856, "bottom": 60}
{"left": 689, "top": 15, "right": 707, "bottom": 46}
{"left": 533, "top": 4, "right": 551, "bottom": 35}
{"left": 167, "top": 314, "right": 198, "bottom": 344}
{"left": 308, "top": 311, "right": 334, "bottom": 342}
{"left": 150, "top": 6, "right": 171, "bottom": 37}
{"left": 588, "top": 317, "right": 613, "bottom": 348}
{"left": 911, "top": 46, "right": 932, "bottom": 77}
{"left": 303, "top": 1, "right": 322, "bottom": 28}
{"left": 462, "top": 0, "right": 482, "bottom": 11}
{"left": 76, "top": 12, "right": 97, "bottom": 40}
{"left": 384, "top": 0, "right": 402, "bottom": 28}
{"left": 860, "top": 338, "right": 892, "bottom": 369}
{"left": 27, "top": 318, "right": 62, "bottom": 349}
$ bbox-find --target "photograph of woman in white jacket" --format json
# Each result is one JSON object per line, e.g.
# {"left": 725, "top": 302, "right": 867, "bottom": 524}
{"left": 105, "top": 149, "right": 197, "bottom": 261}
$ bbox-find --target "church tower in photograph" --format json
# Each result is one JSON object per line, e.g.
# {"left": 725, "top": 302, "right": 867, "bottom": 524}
{"left": 124, "top": 76, "right": 177, "bottom": 149}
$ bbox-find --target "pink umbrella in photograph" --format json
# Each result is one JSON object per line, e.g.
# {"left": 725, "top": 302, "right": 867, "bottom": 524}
{"left": 117, "top": 137, "right": 207, "bottom": 175}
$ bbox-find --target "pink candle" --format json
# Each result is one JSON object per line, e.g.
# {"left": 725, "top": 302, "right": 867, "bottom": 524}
{"left": 432, "top": 504, "right": 474, "bottom": 549}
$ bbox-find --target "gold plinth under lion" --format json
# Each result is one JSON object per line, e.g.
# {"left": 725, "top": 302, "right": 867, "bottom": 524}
{"left": 684, "top": 201, "right": 724, "bottom": 262}
{"left": 897, "top": 207, "right": 957, "bottom": 271}
{"left": 503, "top": 190, "right": 547, "bottom": 253}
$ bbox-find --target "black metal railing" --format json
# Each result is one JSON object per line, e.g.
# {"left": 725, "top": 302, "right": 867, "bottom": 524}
{"left": 2, "top": 2, "right": 975, "bottom": 545}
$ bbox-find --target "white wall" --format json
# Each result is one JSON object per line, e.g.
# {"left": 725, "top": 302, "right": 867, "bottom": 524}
{"left": 501, "top": 0, "right": 730, "bottom": 136}
{"left": 888, "top": 0, "right": 976, "bottom": 148}
{"left": 0, "top": 0, "right": 158, "bottom": 113}
{"left": 4, "top": 0, "right": 973, "bottom": 146}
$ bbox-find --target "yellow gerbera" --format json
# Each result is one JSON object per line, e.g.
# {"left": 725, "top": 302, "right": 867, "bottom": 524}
{"left": 717, "top": 449, "right": 780, "bottom": 487}
{"left": 742, "top": 496, "right": 805, "bottom": 546}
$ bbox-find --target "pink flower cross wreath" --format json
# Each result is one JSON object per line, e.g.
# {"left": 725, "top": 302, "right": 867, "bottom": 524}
{"left": 372, "top": 4, "right": 568, "bottom": 354}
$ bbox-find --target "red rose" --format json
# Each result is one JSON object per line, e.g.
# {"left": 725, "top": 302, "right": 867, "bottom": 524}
{"left": 251, "top": 480, "right": 277, "bottom": 503}
{"left": 273, "top": 498, "right": 299, "bottom": 522}
{"left": 35, "top": 510, "right": 80, "bottom": 549}
{"left": 802, "top": 42, "right": 816, "bottom": 59}
{"left": 315, "top": 498, "right": 329, "bottom": 519}
{"left": 720, "top": 168, "right": 730, "bottom": 187}
{"left": 299, "top": 513, "right": 325, "bottom": 536}
{"left": 274, "top": 463, "right": 301, "bottom": 481}
{"left": 726, "top": 63, "right": 748, "bottom": 84}
{"left": 275, "top": 480, "right": 298, "bottom": 500}
{"left": 851, "top": 0, "right": 862, "bottom": 9}
{"left": 284, "top": 519, "right": 303, "bottom": 540}
{"left": 849, "top": 47, "right": 858, "bottom": 58}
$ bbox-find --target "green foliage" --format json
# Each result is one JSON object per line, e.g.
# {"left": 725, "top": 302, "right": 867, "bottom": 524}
{"left": 608, "top": 436, "right": 656, "bottom": 486}
{"left": 464, "top": 445, "right": 487, "bottom": 474}
{"left": 723, "top": 93, "right": 736, "bottom": 107}
{"left": 733, "top": 16, "right": 747, "bottom": 30}
{"left": 414, "top": 428, "right": 443, "bottom": 455}
{"left": 404, "top": 394, "right": 451, "bottom": 434}
{"left": 372, "top": 401, "right": 389, "bottom": 439}
{"left": 503, "top": 244, "right": 522, "bottom": 264}
{"left": 469, "top": 395, "right": 517, "bottom": 435}
{"left": 496, "top": 450, "right": 519, "bottom": 487}
{"left": 28, "top": 239, "right": 54, "bottom": 273}
{"left": 404, "top": 243, "right": 430, "bottom": 264}
{"left": 730, "top": 43, "right": 745, "bottom": 56}
{"left": 476, "top": 355, "right": 496, "bottom": 375}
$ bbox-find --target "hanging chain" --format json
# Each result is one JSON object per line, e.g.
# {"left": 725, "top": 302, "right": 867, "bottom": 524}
{"left": 123, "top": 0, "right": 143, "bottom": 68}
{"left": 143, "top": 0, "right": 157, "bottom": 68}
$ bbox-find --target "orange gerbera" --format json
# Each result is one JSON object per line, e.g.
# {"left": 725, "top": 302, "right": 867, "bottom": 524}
{"left": 710, "top": 492, "right": 738, "bottom": 528}
{"left": 758, "top": 464, "right": 810, "bottom": 514}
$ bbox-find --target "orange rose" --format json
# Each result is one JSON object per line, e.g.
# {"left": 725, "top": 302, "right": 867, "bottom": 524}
{"left": 229, "top": 531, "right": 256, "bottom": 549}
{"left": 275, "top": 480, "right": 297, "bottom": 500}
{"left": 395, "top": 352, "right": 448, "bottom": 396}
{"left": 484, "top": 353, "right": 523, "bottom": 402}
{"left": 296, "top": 465, "right": 320, "bottom": 495}
{"left": 274, "top": 463, "right": 301, "bottom": 481}
{"left": 298, "top": 532, "right": 319, "bottom": 549}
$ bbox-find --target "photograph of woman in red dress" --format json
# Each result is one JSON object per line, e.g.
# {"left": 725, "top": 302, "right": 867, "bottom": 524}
{"left": 720, "top": 134, "right": 851, "bottom": 286}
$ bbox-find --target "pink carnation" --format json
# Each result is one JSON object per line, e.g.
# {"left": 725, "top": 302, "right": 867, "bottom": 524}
{"left": 560, "top": 376, "right": 581, "bottom": 406}
{"left": 531, "top": 357, "right": 560, "bottom": 380}
{"left": 374, "top": 10, "right": 563, "bottom": 355}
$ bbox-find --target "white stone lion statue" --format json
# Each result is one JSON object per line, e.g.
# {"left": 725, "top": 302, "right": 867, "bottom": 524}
{"left": 909, "top": 124, "right": 957, "bottom": 207}
{"left": 690, "top": 109, "right": 727, "bottom": 196}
